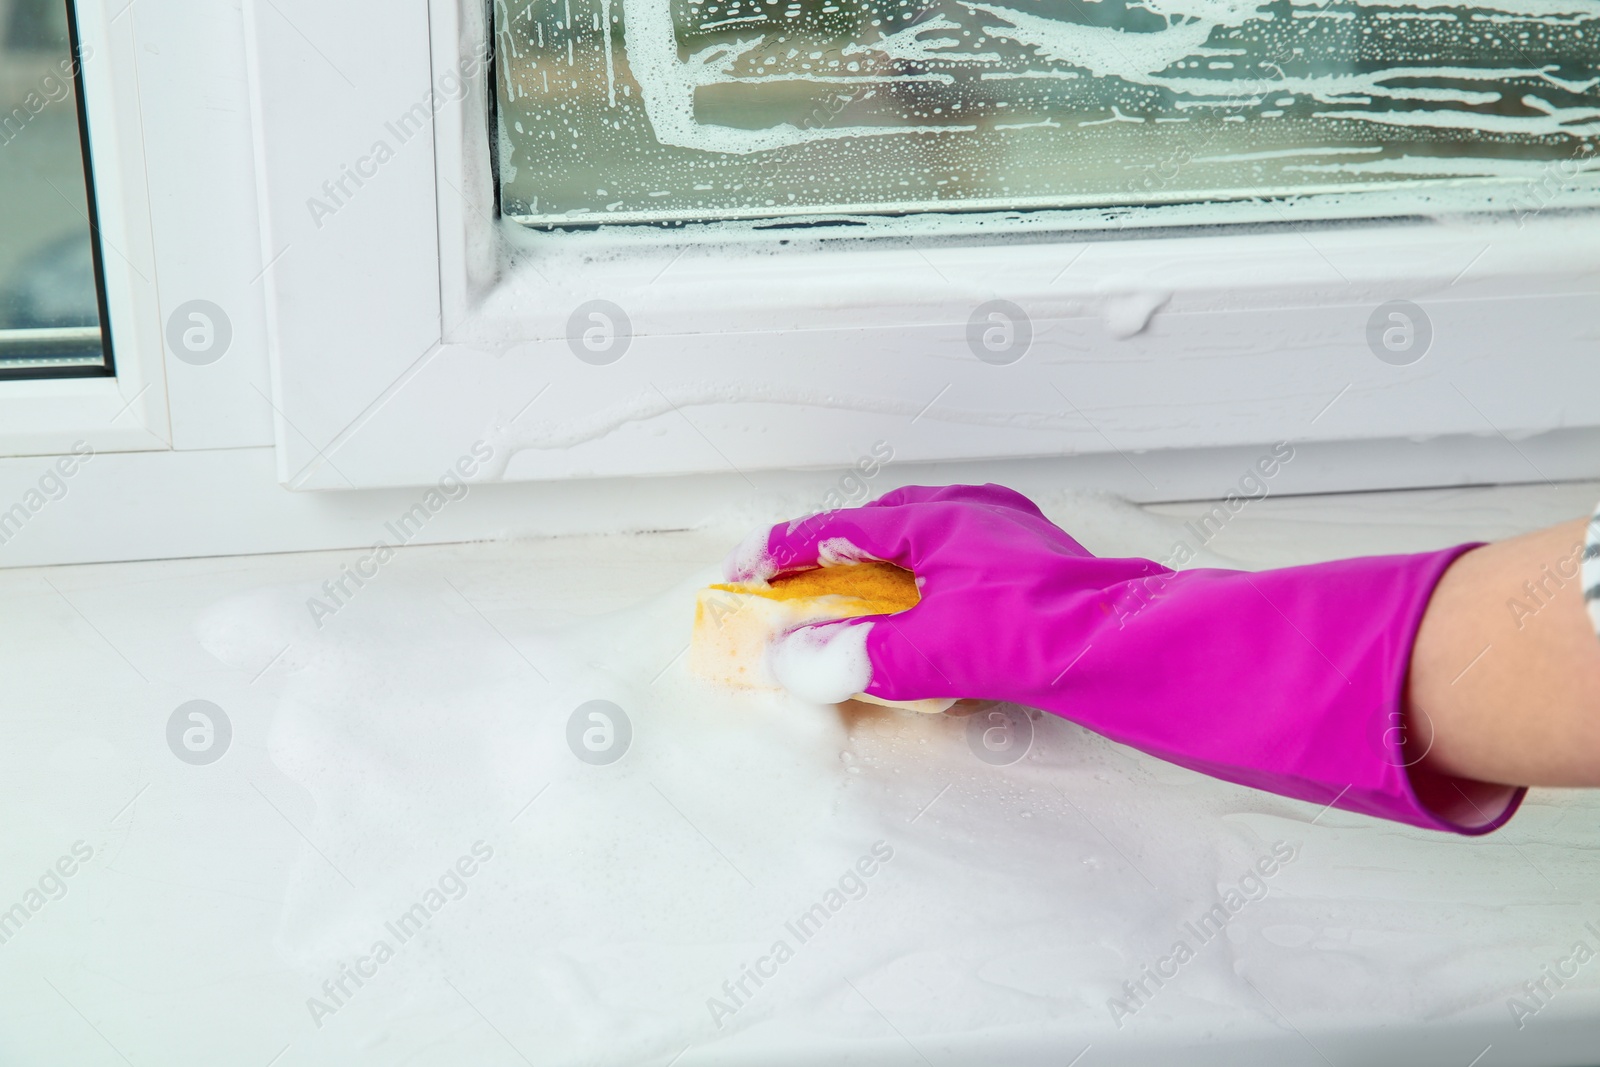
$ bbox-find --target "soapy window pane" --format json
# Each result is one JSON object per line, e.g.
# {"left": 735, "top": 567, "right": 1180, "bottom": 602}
{"left": 0, "top": 0, "right": 108, "bottom": 375}
{"left": 493, "top": 0, "right": 1600, "bottom": 225}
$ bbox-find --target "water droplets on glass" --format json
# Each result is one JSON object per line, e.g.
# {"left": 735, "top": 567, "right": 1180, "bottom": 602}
{"left": 493, "top": 0, "right": 1600, "bottom": 225}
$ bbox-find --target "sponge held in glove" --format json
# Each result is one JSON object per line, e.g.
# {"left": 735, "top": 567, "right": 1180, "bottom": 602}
{"left": 688, "top": 561, "right": 953, "bottom": 713}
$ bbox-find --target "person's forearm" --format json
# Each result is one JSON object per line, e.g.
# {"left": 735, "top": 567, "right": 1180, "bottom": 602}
{"left": 1406, "top": 517, "right": 1600, "bottom": 788}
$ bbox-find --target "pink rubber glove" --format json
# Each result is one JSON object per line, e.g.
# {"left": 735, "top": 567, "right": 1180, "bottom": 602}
{"left": 731, "top": 484, "right": 1524, "bottom": 835}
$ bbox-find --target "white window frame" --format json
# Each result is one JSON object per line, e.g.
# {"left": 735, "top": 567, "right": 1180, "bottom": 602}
{"left": 0, "top": 0, "right": 169, "bottom": 458}
{"left": 0, "top": 0, "right": 1590, "bottom": 571}
{"left": 245, "top": 0, "right": 1600, "bottom": 492}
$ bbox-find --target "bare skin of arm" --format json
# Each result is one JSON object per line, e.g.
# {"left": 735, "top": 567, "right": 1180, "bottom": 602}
{"left": 1406, "top": 517, "right": 1600, "bottom": 789}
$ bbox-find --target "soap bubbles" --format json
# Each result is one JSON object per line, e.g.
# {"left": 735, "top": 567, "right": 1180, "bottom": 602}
{"left": 166, "top": 700, "right": 232, "bottom": 765}
{"left": 566, "top": 299, "right": 632, "bottom": 365}
{"left": 1365, "top": 299, "right": 1432, "bottom": 366}
{"left": 966, "top": 299, "right": 1031, "bottom": 365}
{"left": 567, "top": 699, "right": 633, "bottom": 765}
{"left": 965, "top": 703, "right": 1033, "bottom": 766}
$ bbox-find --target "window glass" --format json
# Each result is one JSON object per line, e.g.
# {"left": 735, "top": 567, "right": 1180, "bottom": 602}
{"left": 0, "top": 0, "right": 108, "bottom": 376}
{"left": 493, "top": 0, "right": 1600, "bottom": 225}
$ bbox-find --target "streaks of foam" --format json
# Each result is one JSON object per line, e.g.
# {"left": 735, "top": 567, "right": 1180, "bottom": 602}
{"left": 949, "top": 2, "right": 1600, "bottom": 139}
{"left": 478, "top": 383, "right": 1081, "bottom": 476}
{"left": 509, "top": 0, "right": 1600, "bottom": 221}
{"left": 840, "top": 14, "right": 1004, "bottom": 65}
{"left": 958, "top": 0, "right": 1242, "bottom": 84}
{"left": 964, "top": 2, "right": 1595, "bottom": 122}
{"left": 995, "top": 117, "right": 1065, "bottom": 129}
{"left": 1196, "top": 66, "right": 1600, "bottom": 102}
{"left": 1192, "top": 145, "right": 1386, "bottom": 163}
{"left": 1284, "top": 153, "right": 1597, "bottom": 177}
{"left": 1315, "top": 96, "right": 1600, "bottom": 139}
{"left": 1293, "top": 0, "right": 1595, "bottom": 14}
{"left": 601, "top": 0, "right": 617, "bottom": 105}
{"left": 980, "top": 69, "right": 1083, "bottom": 80}
{"left": 625, "top": 0, "right": 975, "bottom": 152}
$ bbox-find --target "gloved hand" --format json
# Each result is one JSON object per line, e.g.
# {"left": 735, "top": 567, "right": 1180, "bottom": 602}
{"left": 729, "top": 484, "right": 1524, "bottom": 834}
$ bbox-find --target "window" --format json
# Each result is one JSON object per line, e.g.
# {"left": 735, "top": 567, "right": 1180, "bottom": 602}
{"left": 493, "top": 0, "right": 1600, "bottom": 225}
{"left": 241, "top": 0, "right": 1600, "bottom": 492}
{"left": 0, "top": 0, "right": 109, "bottom": 378}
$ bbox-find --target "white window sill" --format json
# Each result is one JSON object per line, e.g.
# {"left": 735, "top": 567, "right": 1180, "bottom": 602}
{"left": 4, "top": 478, "right": 1597, "bottom": 1062}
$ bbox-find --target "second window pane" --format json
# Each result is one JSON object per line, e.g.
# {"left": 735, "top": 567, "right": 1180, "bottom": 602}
{"left": 0, "top": 0, "right": 107, "bottom": 376}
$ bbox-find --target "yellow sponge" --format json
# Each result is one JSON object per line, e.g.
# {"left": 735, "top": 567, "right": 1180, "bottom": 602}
{"left": 689, "top": 561, "right": 952, "bottom": 713}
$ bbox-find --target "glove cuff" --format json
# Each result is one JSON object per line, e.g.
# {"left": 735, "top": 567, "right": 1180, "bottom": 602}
{"left": 1046, "top": 541, "right": 1525, "bottom": 835}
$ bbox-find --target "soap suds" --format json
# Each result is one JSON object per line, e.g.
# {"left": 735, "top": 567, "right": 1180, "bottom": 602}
{"left": 813, "top": 537, "right": 877, "bottom": 566}
{"left": 500, "top": 0, "right": 1600, "bottom": 227}
{"left": 767, "top": 619, "right": 875, "bottom": 704}
{"left": 724, "top": 527, "right": 883, "bottom": 584}
{"left": 1100, "top": 289, "right": 1172, "bottom": 339}
{"left": 724, "top": 524, "right": 777, "bottom": 582}
{"left": 189, "top": 498, "right": 1600, "bottom": 1061}
{"left": 479, "top": 383, "right": 1082, "bottom": 474}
